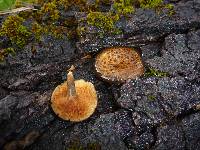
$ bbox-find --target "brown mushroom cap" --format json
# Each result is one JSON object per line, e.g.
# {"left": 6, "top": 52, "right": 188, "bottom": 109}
{"left": 51, "top": 72, "right": 97, "bottom": 122}
{"left": 95, "top": 47, "right": 144, "bottom": 82}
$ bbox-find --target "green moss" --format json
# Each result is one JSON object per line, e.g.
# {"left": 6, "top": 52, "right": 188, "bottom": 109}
{"left": 86, "top": 143, "right": 101, "bottom": 150}
{"left": 165, "top": 3, "right": 175, "bottom": 16}
{"left": 113, "top": 0, "right": 135, "bottom": 16}
{"left": 56, "top": 0, "right": 71, "bottom": 10}
{"left": 40, "top": 1, "right": 60, "bottom": 21}
{"left": 139, "top": 0, "right": 163, "bottom": 9}
{"left": 86, "top": 0, "right": 136, "bottom": 34}
{"left": 72, "top": 0, "right": 88, "bottom": 11}
{"left": 0, "top": 0, "right": 174, "bottom": 61}
{"left": 48, "top": 25, "right": 66, "bottom": 39}
{"left": 147, "top": 94, "right": 156, "bottom": 101}
{"left": 0, "top": 15, "right": 32, "bottom": 61}
{"left": 67, "top": 143, "right": 83, "bottom": 150}
{"left": 77, "top": 26, "right": 86, "bottom": 37}
{"left": 0, "top": 47, "right": 15, "bottom": 61}
{"left": 85, "top": 0, "right": 174, "bottom": 33}
{"left": 31, "top": 22, "right": 44, "bottom": 41}
{"left": 0, "top": 15, "right": 31, "bottom": 48}
{"left": 139, "top": 0, "right": 174, "bottom": 14}
{"left": 67, "top": 140, "right": 100, "bottom": 150}
{"left": 32, "top": 0, "right": 46, "bottom": 5}
{"left": 145, "top": 68, "right": 168, "bottom": 77}
{"left": 87, "top": 12, "right": 120, "bottom": 34}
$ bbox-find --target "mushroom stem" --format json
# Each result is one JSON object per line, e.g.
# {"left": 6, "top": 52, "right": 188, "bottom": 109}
{"left": 67, "top": 71, "right": 77, "bottom": 98}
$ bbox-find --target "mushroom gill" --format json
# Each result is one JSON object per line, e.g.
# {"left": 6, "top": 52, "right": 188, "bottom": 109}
{"left": 95, "top": 47, "right": 144, "bottom": 82}
{"left": 51, "top": 71, "right": 97, "bottom": 122}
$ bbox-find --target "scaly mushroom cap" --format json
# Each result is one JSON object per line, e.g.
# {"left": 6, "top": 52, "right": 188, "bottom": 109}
{"left": 95, "top": 47, "right": 144, "bottom": 82}
{"left": 51, "top": 75, "right": 97, "bottom": 122}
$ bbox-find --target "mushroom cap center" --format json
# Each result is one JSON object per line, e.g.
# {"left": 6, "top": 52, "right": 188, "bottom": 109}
{"left": 95, "top": 47, "right": 144, "bottom": 82}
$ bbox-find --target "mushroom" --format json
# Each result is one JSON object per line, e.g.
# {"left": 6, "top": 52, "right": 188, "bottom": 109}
{"left": 95, "top": 47, "right": 144, "bottom": 82}
{"left": 51, "top": 71, "right": 97, "bottom": 122}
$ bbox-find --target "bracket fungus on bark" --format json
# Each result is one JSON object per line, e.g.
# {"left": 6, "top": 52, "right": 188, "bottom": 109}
{"left": 95, "top": 47, "right": 144, "bottom": 82}
{"left": 51, "top": 71, "right": 97, "bottom": 122}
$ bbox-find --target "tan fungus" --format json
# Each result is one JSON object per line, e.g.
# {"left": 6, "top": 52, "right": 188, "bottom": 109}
{"left": 51, "top": 71, "right": 97, "bottom": 122}
{"left": 95, "top": 47, "right": 144, "bottom": 82}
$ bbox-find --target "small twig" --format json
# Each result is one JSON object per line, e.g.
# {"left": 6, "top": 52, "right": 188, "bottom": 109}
{"left": 0, "top": 6, "right": 37, "bottom": 15}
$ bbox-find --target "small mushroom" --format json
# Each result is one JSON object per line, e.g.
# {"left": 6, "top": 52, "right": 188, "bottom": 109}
{"left": 51, "top": 71, "right": 97, "bottom": 122}
{"left": 95, "top": 47, "right": 144, "bottom": 82}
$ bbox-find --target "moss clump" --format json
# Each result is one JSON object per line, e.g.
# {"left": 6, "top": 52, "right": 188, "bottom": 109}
{"left": 86, "top": 0, "right": 136, "bottom": 34}
{"left": 31, "top": 0, "right": 46, "bottom": 5}
{"left": 56, "top": 0, "right": 71, "bottom": 10}
{"left": 0, "top": 0, "right": 174, "bottom": 61}
{"left": 145, "top": 68, "right": 168, "bottom": 77}
{"left": 87, "top": 12, "right": 120, "bottom": 34}
{"left": 40, "top": 1, "right": 60, "bottom": 21}
{"left": 0, "top": 15, "right": 31, "bottom": 48}
{"left": 164, "top": 3, "right": 174, "bottom": 16}
{"left": 0, "top": 47, "right": 15, "bottom": 61}
{"left": 139, "top": 0, "right": 174, "bottom": 15}
{"left": 113, "top": 0, "right": 135, "bottom": 16}
{"left": 76, "top": 26, "right": 86, "bottom": 37}
{"left": 147, "top": 94, "right": 156, "bottom": 101}
{"left": 47, "top": 25, "right": 67, "bottom": 38}
{"left": 31, "top": 22, "right": 44, "bottom": 41}
{"left": 67, "top": 140, "right": 101, "bottom": 150}
{"left": 85, "top": 0, "right": 174, "bottom": 33}
{"left": 0, "top": 15, "right": 32, "bottom": 61}
{"left": 32, "top": 23, "right": 67, "bottom": 39}
{"left": 87, "top": 12, "right": 116, "bottom": 31}
{"left": 139, "top": 0, "right": 163, "bottom": 9}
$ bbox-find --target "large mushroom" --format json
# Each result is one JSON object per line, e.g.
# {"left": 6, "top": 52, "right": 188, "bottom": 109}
{"left": 51, "top": 71, "right": 97, "bottom": 122}
{"left": 95, "top": 47, "right": 144, "bottom": 82}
